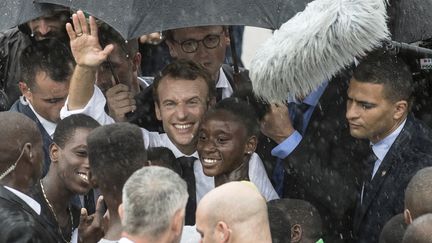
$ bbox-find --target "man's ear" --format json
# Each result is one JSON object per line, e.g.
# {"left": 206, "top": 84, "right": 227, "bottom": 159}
{"left": 393, "top": 100, "right": 408, "bottom": 120}
{"left": 165, "top": 40, "right": 179, "bottom": 58}
{"left": 155, "top": 102, "right": 162, "bottom": 121}
{"left": 132, "top": 52, "right": 142, "bottom": 72}
{"left": 215, "top": 221, "right": 230, "bottom": 242}
{"left": 404, "top": 208, "right": 413, "bottom": 225}
{"left": 171, "top": 208, "right": 185, "bottom": 237}
{"left": 49, "top": 143, "right": 60, "bottom": 163}
{"left": 118, "top": 203, "right": 124, "bottom": 221}
{"left": 18, "top": 82, "right": 32, "bottom": 100}
{"left": 244, "top": 135, "right": 257, "bottom": 155}
{"left": 290, "top": 224, "right": 302, "bottom": 243}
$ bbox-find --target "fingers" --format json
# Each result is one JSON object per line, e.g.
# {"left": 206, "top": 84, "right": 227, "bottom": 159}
{"left": 93, "top": 196, "right": 105, "bottom": 225}
{"left": 77, "top": 10, "right": 88, "bottom": 34}
{"left": 71, "top": 12, "right": 81, "bottom": 35}
{"left": 89, "top": 16, "right": 98, "bottom": 37}
{"left": 79, "top": 208, "right": 88, "bottom": 226}
{"left": 66, "top": 22, "right": 76, "bottom": 39}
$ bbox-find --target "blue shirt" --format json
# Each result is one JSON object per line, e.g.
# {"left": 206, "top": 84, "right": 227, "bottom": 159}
{"left": 271, "top": 82, "right": 328, "bottom": 159}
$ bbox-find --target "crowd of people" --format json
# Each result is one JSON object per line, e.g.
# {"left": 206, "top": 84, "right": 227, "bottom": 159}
{"left": 1, "top": 4, "right": 432, "bottom": 243}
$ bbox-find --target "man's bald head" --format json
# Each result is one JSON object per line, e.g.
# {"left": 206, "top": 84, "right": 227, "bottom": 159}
{"left": 402, "top": 213, "right": 432, "bottom": 243}
{"left": 405, "top": 167, "right": 432, "bottom": 222}
{"left": 196, "top": 181, "right": 271, "bottom": 242}
{"left": 0, "top": 112, "right": 43, "bottom": 189}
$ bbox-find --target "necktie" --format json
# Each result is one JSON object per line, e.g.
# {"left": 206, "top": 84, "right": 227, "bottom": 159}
{"left": 216, "top": 87, "right": 224, "bottom": 102}
{"left": 289, "top": 102, "right": 310, "bottom": 135}
{"left": 361, "top": 146, "right": 378, "bottom": 204}
{"left": 176, "top": 156, "right": 197, "bottom": 225}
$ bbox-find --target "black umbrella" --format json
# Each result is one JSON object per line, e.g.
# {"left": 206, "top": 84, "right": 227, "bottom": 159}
{"left": 0, "top": 1, "right": 68, "bottom": 32}
{"left": 387, "top": 0, "right": 432, "bottom": 43}
{"left": 34, "top": 0, "right": 309, "bottom": 39}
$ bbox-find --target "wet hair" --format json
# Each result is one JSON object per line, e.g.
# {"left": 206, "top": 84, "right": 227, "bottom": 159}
{"left": 97, "top": 21, "right": 138, "bottom": 58}
{"left": 20, "top": 38, "right": 75, "bottom": 89}
{"left": 53, "top": 114, "right": 100, "bottom": 149}
{"left": 147, "top": 147, "right": 182, "bottom": 176}
{"left": 209, "top": 97, "right": 260, "bottom": 137}
{"left": 379, "top": 213, "right": 407, "bottom": 243}
{"left": 402, "top": 213, "right": 432, "bottom": 243}
{"left": 152, "top": 59, "right": 215, "bottom": 104}
{"left": 268, "top": 199, "right": 323, "bottom": 241}
{"left": 405, "top": 167, "right": 432, "bottom": 220}
{"left": 267, "top": 202, "right": 292, "bottom": 243}
{"left": 87, "top": 123, "right": 147, "bottom": 194}
{"left": 353, "top": 52, "right": 413, "bottom": 104}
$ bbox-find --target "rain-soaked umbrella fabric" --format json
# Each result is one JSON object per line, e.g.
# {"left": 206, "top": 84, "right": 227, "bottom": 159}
{"left": 387, "top": 0, "right": 432, "bottom": 43}
{"left": 34, "top": 0, "right": 309, "bottom": 39}
{"left": 0, "top": 1, "right": 68, "bottom": 32}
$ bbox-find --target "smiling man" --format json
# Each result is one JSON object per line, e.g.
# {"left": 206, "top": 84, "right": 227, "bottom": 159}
{"left": 9, "top": 38, "right": 74, "bottom": 176}
{"left": 61, "top": 11, "right": 216, "bottom": 225}
{"left": 347, "top": 53, "right": 432, "bottom": 243}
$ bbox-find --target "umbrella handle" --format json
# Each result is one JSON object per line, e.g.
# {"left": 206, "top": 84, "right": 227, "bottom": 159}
{"left": 385, "top": 40, "right": 432, "bottom": 58}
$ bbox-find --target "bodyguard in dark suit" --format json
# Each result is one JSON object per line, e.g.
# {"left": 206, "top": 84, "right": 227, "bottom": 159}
{"left": 0, "top": 112, "right": 58, "bottom": 242}
{"left": 258, "top": 71, "right": 369, "bottom": 242}
{"left": 346, "top": 53, "right": 432, "bottom": 243}
{"left": 8, "top": 38, "right": 74, "bottom": 176}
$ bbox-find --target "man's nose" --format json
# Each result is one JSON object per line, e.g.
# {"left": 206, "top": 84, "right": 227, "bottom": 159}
{"left": 175, "top": 104, "right": 188, "bottom": 120}
{"left": 37, "top": 19, "right": 51, "bottom": 36}
{"left": 346, "top": 102, "right": 358, "bottom": 120}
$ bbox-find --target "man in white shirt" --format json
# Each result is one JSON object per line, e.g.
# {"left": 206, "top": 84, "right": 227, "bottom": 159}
{"left": 347, "top": 53, "right": 432, "bottom": 243}
{"left": 118, "top": 166, "right": 188, "bottom": 243}
{"left": 0, "top": 112, "right": 58, "bottom": 242}
{"left": 9, "top": 38, "right": 74, "bottom": 175}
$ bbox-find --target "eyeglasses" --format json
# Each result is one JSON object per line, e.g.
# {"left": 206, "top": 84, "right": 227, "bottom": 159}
{"left": 173, "top": 30, "right": 225, "bottom": 53}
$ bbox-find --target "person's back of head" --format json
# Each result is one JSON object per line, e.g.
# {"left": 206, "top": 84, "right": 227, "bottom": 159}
{"left": 146, "top": 147, "right": 181, "bottom": 175}
{"left": 267, "top": 202, "right": 291, "bottom": 243}
{"left": 268, "top": 199, "right": 323, "bottom": 243}
{"left": 196, "top": 181, "right": 272, "bottom": 243}
{"left": 402, "top": 213, "right": 432, "bottom": 243}
{"left": 405, "top": 167, "right": 432, "bottom": 224}
{"left": 120, "top": 166, "right": 188, "bottom": 242}
{"left": 379, "top": 213, "right": 407, "bottom": 243}
{"left": 0, "top": 112, "right": 43, "bottom": 191}
{"left": 87, "top": 123, "right": 147, "bottom": 204}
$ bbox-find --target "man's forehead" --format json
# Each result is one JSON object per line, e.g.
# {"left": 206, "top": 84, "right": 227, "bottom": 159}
{"left": 172, "top": 26, "right": 224, "bottom": 39}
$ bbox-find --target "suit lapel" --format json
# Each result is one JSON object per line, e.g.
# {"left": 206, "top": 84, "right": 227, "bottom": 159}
{"left": 0, "top": 186, "right": 38, "bottom": 216}
{"left": 356, "top": 117, "right": 414, "bottom": 226}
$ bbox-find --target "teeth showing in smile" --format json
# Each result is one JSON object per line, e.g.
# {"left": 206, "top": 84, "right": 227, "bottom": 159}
{"left": 174, "top": 124, "right": 192, "bottom": 130}
{"left": 203, "top": 158, "right": 218, "bottom": 164}
{"left": 77, "top": 173, "right": 88, "bottom": 181}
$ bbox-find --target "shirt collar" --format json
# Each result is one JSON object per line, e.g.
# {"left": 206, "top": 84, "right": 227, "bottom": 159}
{"left": 3, "top": 186, "right": 41, "bottom": 215}
{"left": 118, "top": 237, "right": 135, "bottom": 243}
{"left": 162, "top": 134, "right": 199, "bottom": 159}
{"left": 372, "top": 118, "right": 407, "bottom": 161}
{"left": 288, "top": 81, "right": 328, "bottom": 106}
{"left": 27, "top": 100, "right": 57, "bottom": 138}
{"left": 216, "top": 67, "right": 229, "bottom": 89}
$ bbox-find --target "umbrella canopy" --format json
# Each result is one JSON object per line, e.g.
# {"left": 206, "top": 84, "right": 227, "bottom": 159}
{"left": 387, "top": 0, "right": 432, "bottom": 43}
{"left": 0, "top": 1, "right": 68, "bottom": 32}
{"left": 34, "top": 0, "right": 309, "bottom": 39}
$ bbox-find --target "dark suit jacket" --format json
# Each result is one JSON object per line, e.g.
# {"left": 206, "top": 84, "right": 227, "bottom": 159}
{"left": 0, "top": 186, "right": 58, "bottom": 242}
{"left": 353, "top": 115, "right": 432, "bottom": 243}
{"left": 9, "top": 99, "right": 52, "bottom": 176}
{"left": 257, "top": 74, "right": 369, "bottom": 242}
{"left": 129, "top": 64, "right": 252, "bottom": 132}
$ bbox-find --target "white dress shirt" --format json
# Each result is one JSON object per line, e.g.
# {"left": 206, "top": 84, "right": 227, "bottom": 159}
{"left": 216, "top": 67, "right": 234, "bottom": 99}
{"left": 4, "top": 185, "right": 41, "bottom": 214}
{"left": 25, "top": 97, "right": 57, "bottom": 138}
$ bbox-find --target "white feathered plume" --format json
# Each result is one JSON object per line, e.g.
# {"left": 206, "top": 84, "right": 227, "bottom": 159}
{"left": 250, "top": 0, "right": 389, "bottom": 103}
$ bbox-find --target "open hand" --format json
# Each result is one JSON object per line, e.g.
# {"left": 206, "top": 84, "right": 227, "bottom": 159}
{"left": 66, "top": 11, "right": 113, "bottom": 68}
